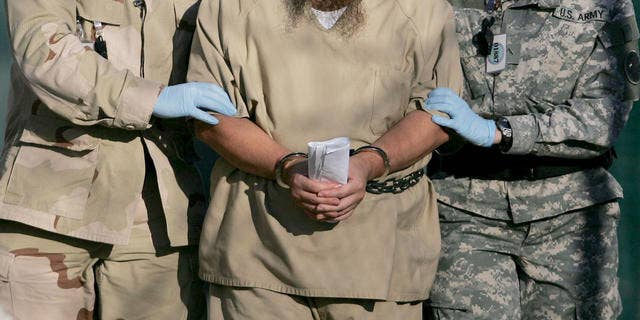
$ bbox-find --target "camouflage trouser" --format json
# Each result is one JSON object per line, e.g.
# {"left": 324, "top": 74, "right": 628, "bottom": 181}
{"left": 209, "top": 284, "right": 423, "bottom": 319}
{"left": 425, "top": 201, "right": 621, "bottom": 320}
{"left": 0, "top": 220, "right": 205, "bottom": 320}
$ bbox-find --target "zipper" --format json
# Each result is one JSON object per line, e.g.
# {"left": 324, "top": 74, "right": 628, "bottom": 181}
{"left": 133, "top": 0, "right": 147, "bottom": 78}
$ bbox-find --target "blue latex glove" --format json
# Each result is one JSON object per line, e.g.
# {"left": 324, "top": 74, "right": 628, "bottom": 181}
{"left": 153, "top": 82, "right": 236, "bottom": 125}
{"left": 424, "top": 88, "right": 496, "bottom": 147}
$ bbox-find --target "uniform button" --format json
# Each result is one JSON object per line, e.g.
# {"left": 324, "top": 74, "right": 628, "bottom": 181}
{"left": 125, "top": 124, "right": 136, "bottom": 130}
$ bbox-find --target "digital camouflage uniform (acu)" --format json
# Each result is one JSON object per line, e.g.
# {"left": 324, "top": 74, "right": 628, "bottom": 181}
{"left": 426, "top": 0, "right": 639, "bottom": 319}
{"left": 0, "top": 0, "right": 208, "bottom": 319}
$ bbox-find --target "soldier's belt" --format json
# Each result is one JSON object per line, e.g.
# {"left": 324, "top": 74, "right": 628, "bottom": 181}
{"left": 428, "top": 146, "right": 614, "bottom": 181}
{"left": 366, "top": 168, "right": 424, "bottom": 194}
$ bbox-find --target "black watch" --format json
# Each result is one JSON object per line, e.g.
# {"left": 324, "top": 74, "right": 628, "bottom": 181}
{"left": 495, "top": 117, "right": 513, "bottom": 152}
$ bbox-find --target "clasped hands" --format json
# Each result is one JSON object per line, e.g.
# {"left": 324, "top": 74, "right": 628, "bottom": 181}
{"left": 283, "top": 152, "right": 381, "bottom": 223}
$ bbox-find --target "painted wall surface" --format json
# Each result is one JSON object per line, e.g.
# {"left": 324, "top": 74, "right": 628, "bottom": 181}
{"left": 614, "top": 3, "right": 640, "bottom": 320}
{"left": 0, "top": 1, "right": 637, "bottom": 319}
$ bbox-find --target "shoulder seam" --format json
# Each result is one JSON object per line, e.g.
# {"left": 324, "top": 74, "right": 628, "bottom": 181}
{"left": 391, "top": 0, "right": 425, "bottom": 64}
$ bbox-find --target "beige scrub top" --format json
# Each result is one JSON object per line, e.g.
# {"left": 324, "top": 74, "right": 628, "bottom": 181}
{"left": 188, "top": 0, "right": 463, "bottom": 301}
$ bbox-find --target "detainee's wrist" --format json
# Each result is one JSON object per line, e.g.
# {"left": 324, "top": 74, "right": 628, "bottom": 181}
{"left": 275, "top": 152, "right": 308, "bottom": 188}
{"left": 351, "top": 152, "right": 383, "bottom": 181}
{"left": 351, "top": 146, "right": 390, "bottom": 181}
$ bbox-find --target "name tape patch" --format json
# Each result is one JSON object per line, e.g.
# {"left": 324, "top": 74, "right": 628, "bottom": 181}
{"left": 553, "top": 7, "right": 608, "bottom": 23}
{"left": 486, "top": 34, "right": 507, "bottom": 74}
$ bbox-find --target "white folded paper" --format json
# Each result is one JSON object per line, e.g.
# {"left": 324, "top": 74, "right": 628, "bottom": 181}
{"left": 307, "top": 137, "right": 350, "bottom": 184}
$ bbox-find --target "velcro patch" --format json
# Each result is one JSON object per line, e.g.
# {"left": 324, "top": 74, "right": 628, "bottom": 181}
{"left": 625, "top": 50, "right": 640, "bottom": 85}
{"left": 553, "top": 7, "right": 608, "bottom": 23}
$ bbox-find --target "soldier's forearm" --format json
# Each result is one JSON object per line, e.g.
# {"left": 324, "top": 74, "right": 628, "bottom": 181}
{"left": 503, "top": 98, "right": 631, "bottom": 158}
{"left": 7, "top": 0, "right": 159, "bottom": 130}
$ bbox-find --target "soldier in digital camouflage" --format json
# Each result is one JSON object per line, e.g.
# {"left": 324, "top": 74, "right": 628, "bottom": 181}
{"left": 0, "top": 0, "right": 236, "bottom": 319}
{"left": 423, "top": 0, "right": 639, "bottom": 319}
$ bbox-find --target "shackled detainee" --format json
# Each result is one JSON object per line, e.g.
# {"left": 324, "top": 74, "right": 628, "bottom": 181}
{"left": 188, "top": 0, "right": 463, "bottom": 318}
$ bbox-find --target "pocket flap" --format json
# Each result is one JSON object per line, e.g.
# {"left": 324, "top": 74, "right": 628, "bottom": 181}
{"left": 19, "top": 116, "right": 98, "bottom": 152}
{"left": 77, "top": 0, "right": 127, "bottom": 25}
{"left": 461, "top": 56, "right": 489, "bottom": 99}
{"left": 0, "top": 251, "right": 13, "bottom": 281}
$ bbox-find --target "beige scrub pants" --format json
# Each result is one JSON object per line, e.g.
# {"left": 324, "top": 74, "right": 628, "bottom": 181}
{"left": 208, "top": 284, "right": 422, "bottom": 320}
{"left": 0, "top": 220, "right": 204, "bottom": 320}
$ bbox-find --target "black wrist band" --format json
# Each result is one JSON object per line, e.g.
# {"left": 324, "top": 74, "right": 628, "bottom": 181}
{"left": 274, "top": 152, "right": 308, "bottom": 189}
{"left": 495, "top": 117, "right": 513, "bottom": 152}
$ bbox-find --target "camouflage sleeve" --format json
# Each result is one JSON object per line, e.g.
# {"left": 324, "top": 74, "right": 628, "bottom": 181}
{"left": 187, "top": 0, "right": 250, "bottom": 118}
{"left": 6, "top": 0, "right": 162, "bottom": 130}
{"left": 504, "top": 3, "right": 638, "bottom": 158}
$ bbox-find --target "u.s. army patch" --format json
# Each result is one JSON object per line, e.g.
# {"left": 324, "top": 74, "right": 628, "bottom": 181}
{"left": 553, "top": 7, "right": 608, "bottom": 23}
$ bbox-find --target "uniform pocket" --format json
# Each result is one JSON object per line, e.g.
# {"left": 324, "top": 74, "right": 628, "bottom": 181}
{"left": 0, "top": 251, "right": 13, "bottom": 283}
{"left": 437, "top": 202, "right": 475, "bottom": 223}
{"left": 460, "top": 56, "right": 489, "bottom": 99}
{"left": 76, "top": 0, "right": 127, "bottom": 27}
{"left": 0, "top": 251, "right": 14, "bottom": 318}
{"left": 370, "top": 69, "right": 412, "bottom": 135}
{"left": 76, "top": 1, "right": 138, "bottom": 73}
{"left": 3, "top": 116, "right": 99, "bottom": 220}
{"left": 522, "top": 17, "right": 599, "bottom": 104}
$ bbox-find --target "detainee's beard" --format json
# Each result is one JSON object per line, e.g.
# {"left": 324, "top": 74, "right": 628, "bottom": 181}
{"left": 285, "top": 0, "right": 365, "bottom": 37}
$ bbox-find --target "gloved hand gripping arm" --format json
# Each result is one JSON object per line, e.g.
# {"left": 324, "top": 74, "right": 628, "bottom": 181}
{"left": 153, "top": 82, "right": 236, "bottom": 125}
{"left": 424, "top": 88, "right": 500, "bottom": 147}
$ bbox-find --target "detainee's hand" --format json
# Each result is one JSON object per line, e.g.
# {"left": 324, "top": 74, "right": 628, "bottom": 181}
{"left": 424, "top": 87, "right": 496, "bottom": 147}
{"left": 284, "top": 160, "right": 342, "bottom": 221}
{"left": 153, "top": 82, "right": 236, "bottom": 125}
{"left": 313, "top": 154, "right": 372, "bottom": 223}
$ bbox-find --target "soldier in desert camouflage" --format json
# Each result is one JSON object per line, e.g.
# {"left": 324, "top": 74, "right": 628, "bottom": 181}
{"left": 0, "top": 0, "right": 235, "bottom": 319}
{"left": 423, "top": 0, "right": 639, "bottom": 319}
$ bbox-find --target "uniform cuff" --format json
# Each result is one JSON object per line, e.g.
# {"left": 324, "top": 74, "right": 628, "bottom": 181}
{"left": 115, "top": 78, "right": 163, "bottom": 130}
{"left": 503, "top": 114, "right": 538, "bottom": 155}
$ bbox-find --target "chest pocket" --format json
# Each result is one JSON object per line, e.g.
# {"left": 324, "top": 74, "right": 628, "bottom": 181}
{"left": 370, "top": 69, "right": 412, "bottom": 135}
{"left": 76, "top": 1, "right": 127, "bottom": 27}
{"left": 76, "top": 0, "right": 140, "bottom": 74}
{"left": 520, "top": 14, "right": 600, "bottom": 104}
{"left": 454, "top": 8, "right": 491, "bottom": 100}
{"left": 76, "top": 0, "right": 128, "bottom": 41}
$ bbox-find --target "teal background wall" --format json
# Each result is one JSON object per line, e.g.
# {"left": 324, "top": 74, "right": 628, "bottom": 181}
{"left": 0, "top": 1, "right": 638, "bottom": 319}
{"left": 608, "top": 2, "right": 640, "bottom": 319}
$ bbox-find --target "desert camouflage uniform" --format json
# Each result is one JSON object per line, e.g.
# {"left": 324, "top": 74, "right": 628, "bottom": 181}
{"left": 0, "top": 0, "right": 207, "bottom": 318}
{"left": 426, "top": 0, "right": 639, "bottom": 319}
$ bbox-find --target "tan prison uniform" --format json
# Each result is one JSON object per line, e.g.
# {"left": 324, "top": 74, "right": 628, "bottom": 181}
{"left": 0, "top": 0, "right": 207, "bottom": 318}
{"left": 188, "top": 0, "right": 462, "bottom": 316}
